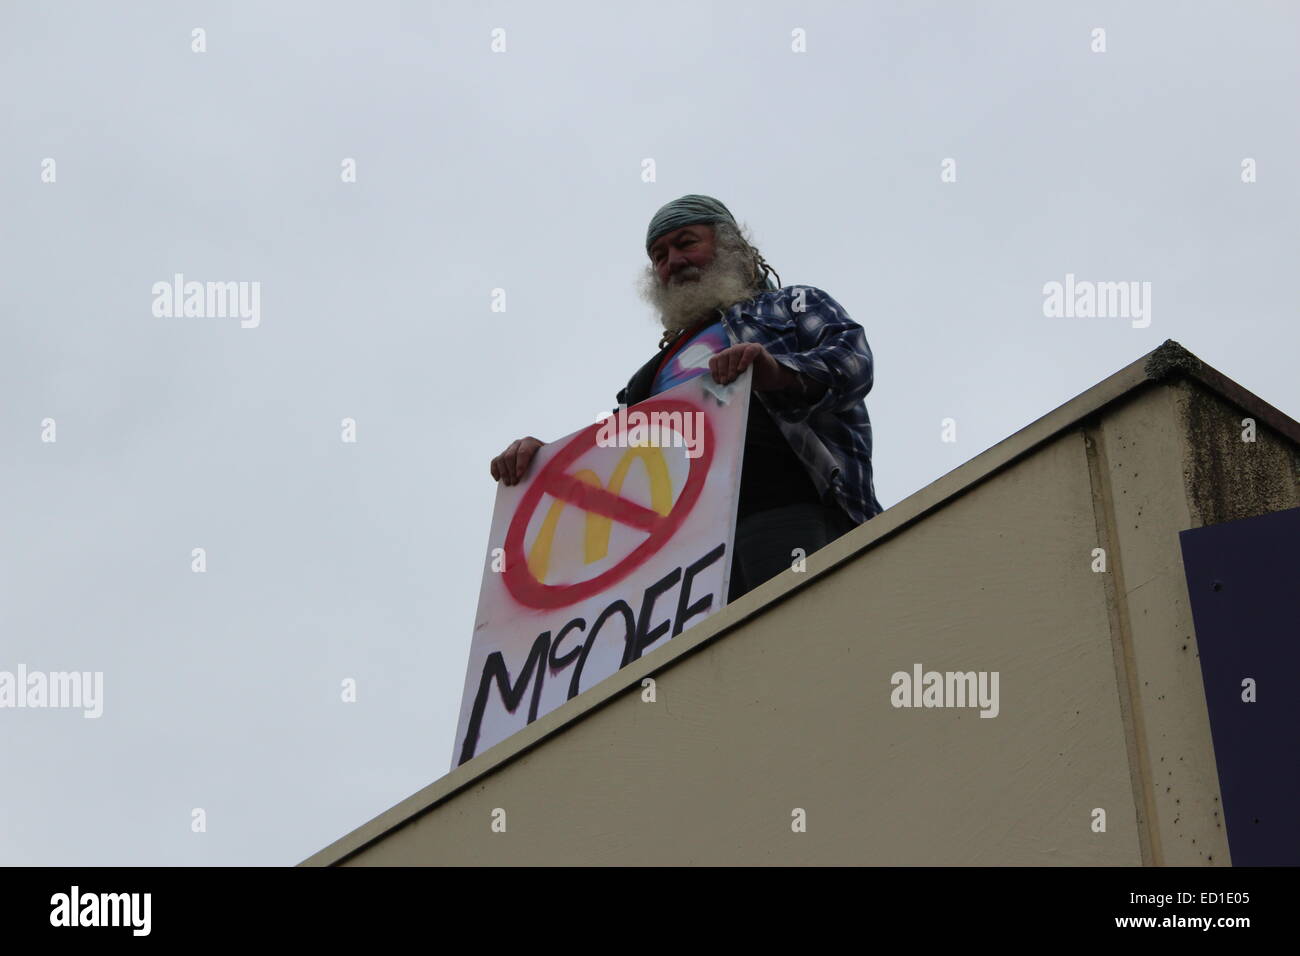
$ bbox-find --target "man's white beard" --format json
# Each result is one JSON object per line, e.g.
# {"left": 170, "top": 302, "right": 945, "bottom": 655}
{"left": 638, "top": 242, "right": 761, "bottom": 333}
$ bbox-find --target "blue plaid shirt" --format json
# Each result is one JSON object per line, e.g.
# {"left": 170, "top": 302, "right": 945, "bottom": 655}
{"left": 719, "top": 285, "right": 882, "bottom": 526}
{"left": 619, "top": 285, "right": 883, "bottom": 527}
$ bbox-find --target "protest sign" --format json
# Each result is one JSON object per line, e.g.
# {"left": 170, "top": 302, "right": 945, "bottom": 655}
{"left": 453, "top": 369, "right": 752, "bottom": 766}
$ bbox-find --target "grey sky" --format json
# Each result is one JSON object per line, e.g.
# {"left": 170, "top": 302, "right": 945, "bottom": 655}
{"left": 2, "top": 1, "right": 1296, "bottom": 865}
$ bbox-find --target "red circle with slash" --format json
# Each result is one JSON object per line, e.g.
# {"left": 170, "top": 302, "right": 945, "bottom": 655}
{"left": 502, "top": 398, "right": 715, "bottom": 610}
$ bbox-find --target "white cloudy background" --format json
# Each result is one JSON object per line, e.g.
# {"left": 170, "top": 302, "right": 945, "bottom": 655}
{"left": 1, "top": 1, "right": 1296, "bottom": 865}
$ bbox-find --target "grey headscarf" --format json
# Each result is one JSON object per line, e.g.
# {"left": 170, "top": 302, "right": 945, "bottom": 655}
{"left": 645, "top": 194, "right": 778, "bottom": 291}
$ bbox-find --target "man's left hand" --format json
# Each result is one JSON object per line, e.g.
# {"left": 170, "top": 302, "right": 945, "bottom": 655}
{"left": 709, "top": 343, "right": 798, "bottom": 392}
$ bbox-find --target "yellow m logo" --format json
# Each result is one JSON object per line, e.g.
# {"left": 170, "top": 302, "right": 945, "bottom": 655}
{"left": 527, "top": 446, "right": 674, "bottom": 583}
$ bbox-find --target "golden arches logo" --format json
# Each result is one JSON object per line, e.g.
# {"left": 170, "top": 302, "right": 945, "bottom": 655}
{"left": 527, "top": 446, "right": 674, "bottom": 583}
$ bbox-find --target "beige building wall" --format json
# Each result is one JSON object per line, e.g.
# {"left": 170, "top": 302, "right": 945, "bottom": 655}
{"left": 302, "top": 341, "right": 1300, "bottom": 866}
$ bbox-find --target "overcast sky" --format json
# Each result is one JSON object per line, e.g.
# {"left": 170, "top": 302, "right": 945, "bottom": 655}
{"left": 2, "top": 1, "right": 1297, "bottom": 866}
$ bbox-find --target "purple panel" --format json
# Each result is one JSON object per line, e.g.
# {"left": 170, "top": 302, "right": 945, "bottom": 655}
{"left": 1179, "top": 505, "right": 1300, "bottom": 866}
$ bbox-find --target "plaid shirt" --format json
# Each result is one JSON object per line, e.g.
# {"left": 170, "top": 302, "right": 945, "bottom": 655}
{"left": 619, "top": 285, "right": 883, "bottom": 527}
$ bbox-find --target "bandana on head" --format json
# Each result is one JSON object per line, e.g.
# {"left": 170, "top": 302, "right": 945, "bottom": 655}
{"left": 645, "top": 194, "right": 777, "bottom": 291}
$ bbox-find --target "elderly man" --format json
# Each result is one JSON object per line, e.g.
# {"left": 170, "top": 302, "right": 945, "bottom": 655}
{"left": 490, "top": 194, "right": 883, "bottom": 602}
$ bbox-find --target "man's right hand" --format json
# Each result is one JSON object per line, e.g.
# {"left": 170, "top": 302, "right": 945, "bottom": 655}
{"left": 490, "top": 436, "right": 545, "bottom": 486}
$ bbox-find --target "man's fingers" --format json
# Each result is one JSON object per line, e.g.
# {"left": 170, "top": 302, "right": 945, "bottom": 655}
{"left": 714, "top": 351, "right": 729, "bottom": 382}
{"left": 493, "top": 437, "right": 546, "bottom": 486}
{"left": 502, "top": 440, "right": 520, "bottom": 484}
{"left": 714, "top": 347, "right": 739, "bottom": 384}
{"left": 516, "top": 443, "right": 537, "bottom": 479}
{"left": 727, "top": 348, "right": 745, "bottom": 382}
{"left": 708, "top": 345, "right": 764, "bottom": 385}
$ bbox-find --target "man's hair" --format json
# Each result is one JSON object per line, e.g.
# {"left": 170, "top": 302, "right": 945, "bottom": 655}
{"left": 712, "top": 219, "right": 782, "bottom": 293}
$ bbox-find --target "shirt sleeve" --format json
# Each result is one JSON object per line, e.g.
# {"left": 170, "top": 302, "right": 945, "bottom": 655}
{"left": 761, "top": 288, "right": 874, "bottom": 423}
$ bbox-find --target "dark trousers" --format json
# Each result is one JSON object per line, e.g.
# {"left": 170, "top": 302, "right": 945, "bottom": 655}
{"left": 727, "top": 501, "right": 859, "bottom": 603}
